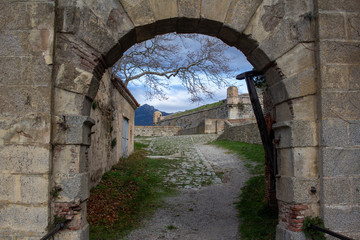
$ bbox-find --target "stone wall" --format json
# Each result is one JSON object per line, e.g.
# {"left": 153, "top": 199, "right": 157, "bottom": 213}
{"left": 135, "top": 126, "right": 181, "bottom": 137}
{"left": 316, "top": 1, "right": 360, "bottom": 238}
{"left": 176, "top": 118, "right": 227, "bottom": 135}
{"left": 88, "top": 72, "right": 136, "bottom": 188}
{"left": 158, "top": 104, "right": 229, "bottom": 130}
{"left": 0, "top": 1, "right": 55, "bottom": 238}
{"left": 51, "top": 70, "right": 138, "bottom": 236}
{"left": 217, "top": 122, "right": 262, "bottom": 144}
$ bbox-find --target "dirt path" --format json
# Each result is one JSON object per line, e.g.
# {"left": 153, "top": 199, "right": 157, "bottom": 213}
{"left": 125, "top": 135, "right": 250, "bottom": 240}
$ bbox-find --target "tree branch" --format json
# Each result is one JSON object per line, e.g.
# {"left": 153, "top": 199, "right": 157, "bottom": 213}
{"left": 112, "top": 33, "right": 234, "bottom": 101}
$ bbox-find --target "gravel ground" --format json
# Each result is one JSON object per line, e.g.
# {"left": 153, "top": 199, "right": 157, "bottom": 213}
{"left": 125, "top": 135, "right": 250, "bottom": 240}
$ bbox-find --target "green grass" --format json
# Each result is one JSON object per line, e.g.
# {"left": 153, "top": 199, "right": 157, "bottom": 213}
{"left": 166, "top": 224, "right": 177, "bottom": 230}
{"left": 215, "top": 171, "right": 225, "bottom": 180}
{"left": 213, "top": 140, "right": 265, "bottom": 175}
{"left": 133, "top": 137, "right": 152, "bottom": 148}
{"left": 212, "top": 140, "right": 278, "bottom": 240}
{"left": 88, "top": 140, "right": 177, "bottom": 239}
{"left": 169, "top": 100, "right": 224, "bottom": 118}
{"left": 134, "top": 141, "right": 149, "bottom": 150}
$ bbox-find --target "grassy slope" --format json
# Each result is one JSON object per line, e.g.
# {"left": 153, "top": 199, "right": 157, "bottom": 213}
{"left": 212, "top": 140, "right": 278, "bottom": 240}
{"left": 169, "top": 100, "right": 223, "bottom": 118}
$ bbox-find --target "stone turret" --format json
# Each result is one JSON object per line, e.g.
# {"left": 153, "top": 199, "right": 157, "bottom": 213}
{"left": 227, "top": 86, "right": 239, "bottom": 105}
{"left": 153, "top": 111, "right": 162, "bottom": 125}
{"left": 227, "top": 86, "right": 240, "bottom": 119}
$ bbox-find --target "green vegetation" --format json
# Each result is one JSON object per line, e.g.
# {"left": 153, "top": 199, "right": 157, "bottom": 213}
{"left": 92, "top": 101, "right": 98, "bottom": 110}
{"left": 166, "top": 225, "right": 177, "bottom": 230}
{"left": 170, "top": 100, "right": 224, "bottom": 118}
{"left": 212, "top": 140, "right": 278, "bottom": 240}
{"left": 213, "top": 140, "right": 265, "bottom": 175}
{"left": 111, "top": 138, "right": 117, "bottom": 148}
{"left": 50, "top": 187, "right": 60, "bottom": 199}
{"left": 303, "top": 216, "right": 326, "bottom": 240}
{"left": 134, "top": 141, "right": 148, "bottom": 150}
{"left": 52, "top": 216, "right": 67, "bottom": 229}
{"left": 87, "top": 141, "right": 177, "bottom": 239}
{"left": 252, "top": 68, "right": 267, "bottom": 90}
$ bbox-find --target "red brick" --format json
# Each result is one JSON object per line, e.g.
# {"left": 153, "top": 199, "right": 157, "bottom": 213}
{"left": 287, "top": 226, "right": 303, "bottom": 232}
{"left": 289, "top": 218, "right": 304, "bottom": 223}
{"left": 290, "top": 214, "right": 305, "bottom": 219}
{"left": 68, "top": 225, "right": 80, "bottom": 230}
{"left": 291, "top": 205, "right": 308, "bottom": 211}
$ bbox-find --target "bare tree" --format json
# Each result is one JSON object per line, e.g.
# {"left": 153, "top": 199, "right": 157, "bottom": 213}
{"left": 112, "top": 33, "right": 234, "bottom": 102}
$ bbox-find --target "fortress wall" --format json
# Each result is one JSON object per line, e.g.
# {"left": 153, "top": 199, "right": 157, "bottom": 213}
{"left": 156, "top": 102, "right": 256, "bottom": 134}
{"left": 155, "top": 89, "right": 260, "bottom": 134}
{"left": 158, "top": 104, "right": 229, "bottom": 129}
{"left": 227, "top": 118, "right": 257, "bottom": 125}
{"left": 135, "top": 126, "right": 181, "bottom": 137}
{"left": 177, "top": 120, "right": 205, "bottom": 135}
{"left": 175, "top": 119, "right": 227, "bottom": 135}
{"left": 217, "top": 123, "right": 262, "bottom": 144}
{"left": 204, "top": 119, "right": 224, "bottom": 134}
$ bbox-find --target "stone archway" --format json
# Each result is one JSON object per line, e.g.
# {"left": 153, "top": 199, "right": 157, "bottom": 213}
{"left": 1, "top": 0, "right": 359, "bottom": 239}
{"left": 53, "top": 1, "right": 319, "bottom": 239}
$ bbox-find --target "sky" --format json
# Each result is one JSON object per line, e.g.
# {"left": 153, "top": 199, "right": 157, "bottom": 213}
{"left": 125, "top": 34, "right": 253, "bottom": 113}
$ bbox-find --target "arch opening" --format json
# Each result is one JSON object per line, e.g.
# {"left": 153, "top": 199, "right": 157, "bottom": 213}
{"left": 86, "top": 30, "right": 278, "bottom": 240}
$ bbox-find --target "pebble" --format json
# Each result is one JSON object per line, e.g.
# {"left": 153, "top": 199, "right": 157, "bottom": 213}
{"left": 146, "top": 134, "right": 220, "bottom": 189}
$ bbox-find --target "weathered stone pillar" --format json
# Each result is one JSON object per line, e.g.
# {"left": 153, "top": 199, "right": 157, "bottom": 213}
{"left": 264, "top": 44, "right": 320, "bottom": 240}
{"left": 52, "top": 115, "right": 94, "bottom": 239}
{"left": 0, "top": 1, "right": 55, "bottom": 238}
{"left": 51, "top": 1, "right": 135, "bottom": 238}
{"left": 316, "top": 1, "right": 360, "bottom": 238}
{"left": 51, "top": 36, "right": 101, "bottom": 237}
{"left": 51, "top": 18, "right": 104, "bottom": 238}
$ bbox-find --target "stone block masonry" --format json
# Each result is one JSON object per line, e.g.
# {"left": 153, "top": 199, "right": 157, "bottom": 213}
{"left": 217, "top": 122, "right": 262, "bottom": 144}
{"left": 0, "top": 1, "right": 55, "bottom": 239}
{"left": 50, "top": 70, "right": 139, "bottom": 237}
{"left": 316, "top": 1, "right": 360, "bottom": 238}
{"left": 87, "top": 72, "right": 138, "bottom": 188}
{"left": 135, "top": 126, "right": 181, "bottom": 137}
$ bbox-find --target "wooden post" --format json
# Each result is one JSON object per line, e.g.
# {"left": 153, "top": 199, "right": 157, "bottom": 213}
{"left": 236, "top": 71, "right": 276, "bottom": 181}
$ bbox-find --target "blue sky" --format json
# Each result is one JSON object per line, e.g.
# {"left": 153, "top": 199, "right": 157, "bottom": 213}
{"left": 125, "top": 35, "right": 253, "bottom": 113}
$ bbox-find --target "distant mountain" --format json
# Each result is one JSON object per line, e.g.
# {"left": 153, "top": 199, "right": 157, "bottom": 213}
{"left": 135, "top": 104, "right": 171, "bottom": 126}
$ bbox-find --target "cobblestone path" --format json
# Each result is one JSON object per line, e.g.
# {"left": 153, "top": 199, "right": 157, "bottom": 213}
{"left": 126, "top": 134, "right": 250, "bottom": 240}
